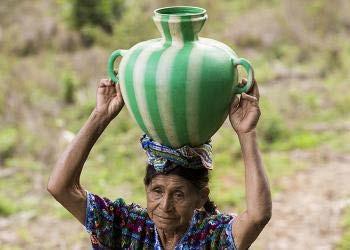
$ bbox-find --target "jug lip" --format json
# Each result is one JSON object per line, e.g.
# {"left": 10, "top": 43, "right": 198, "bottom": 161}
{"left": 154, "top": 6, "right": 206, "bottom": 18}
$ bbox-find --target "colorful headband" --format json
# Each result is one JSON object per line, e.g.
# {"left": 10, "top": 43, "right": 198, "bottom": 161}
{"left": 140, "top": 134, "right": 213, "bottom": 173}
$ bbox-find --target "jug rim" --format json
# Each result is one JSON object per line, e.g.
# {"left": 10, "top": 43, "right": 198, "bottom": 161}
{"left": 154, "top": 6, "right": 206, "bottom": 17}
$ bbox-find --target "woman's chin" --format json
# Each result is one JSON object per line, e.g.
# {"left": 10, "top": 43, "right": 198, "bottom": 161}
{"left": 153, "top": 217, "right": 180, "bottom": 230}
{"left": 156, "top": 223, "right": 178, "bottom": 231}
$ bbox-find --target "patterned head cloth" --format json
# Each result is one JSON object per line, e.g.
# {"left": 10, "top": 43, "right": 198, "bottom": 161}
{"left": 140, "top": 134, "right": 213, "bottom": 173}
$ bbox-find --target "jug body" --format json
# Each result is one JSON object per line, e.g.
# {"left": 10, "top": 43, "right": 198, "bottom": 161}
{"left": 108, "top": 6, "right": 254, "bottom": 148}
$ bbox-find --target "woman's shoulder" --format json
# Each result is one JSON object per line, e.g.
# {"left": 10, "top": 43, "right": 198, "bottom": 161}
{"left": 114, "top": 197, "right": 148, "bottom": 217}
{"left": 86, "top": 192, "right": 155, "bottom": 249}
{"left": 195, "top": 210, "right": 236, "bottom": 228}
{"left": 87, "top": 192, "right": 149, "bottom": 221}
{"left": 180, "top": 210, "right": 237, "bottom": 248}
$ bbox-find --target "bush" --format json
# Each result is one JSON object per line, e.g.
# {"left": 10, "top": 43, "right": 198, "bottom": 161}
{"left": 0, "top": 195, "right": 16, "bottom": 216}
{"left": 0, "top": 127, "right": 18, "bottom": 163}
{"left": 61, "top": 0, "right": 124, "bottom": 34}
{"left": 61, "top": 71, "right": 79, "bottom": 104}
{"left": 258, "top": 99, "right": 288, "bottom": 148}
{"left": 260, "top": 114, "right": 287, "bottom": 144}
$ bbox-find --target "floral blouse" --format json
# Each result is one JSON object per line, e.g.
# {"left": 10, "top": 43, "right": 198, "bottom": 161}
{"left": 85, "top": 191, "right": 237, "bottom": 249}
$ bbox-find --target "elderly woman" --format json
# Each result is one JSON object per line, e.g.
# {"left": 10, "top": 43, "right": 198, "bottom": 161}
{"left": 48, "top": 78, "right": 271, "bottom": 249}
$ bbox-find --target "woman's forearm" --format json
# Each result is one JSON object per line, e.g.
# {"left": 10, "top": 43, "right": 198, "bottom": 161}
{"left": 238, "top": 130, "right": 272, "bottom": 223}
{"left": 47, "top": 110, "right": 110, "bottom": 195}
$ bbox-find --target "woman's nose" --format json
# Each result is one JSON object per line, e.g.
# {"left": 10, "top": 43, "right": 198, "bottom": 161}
{"left": 159, "top": 194, "right": 173, "bottom": 211}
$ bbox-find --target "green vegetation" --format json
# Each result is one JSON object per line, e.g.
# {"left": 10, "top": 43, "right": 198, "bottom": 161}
{"left": 337, "top": 207, "right": 350, "bottom": 250}
{"left": 61, "top": 70, "right": 79, "bottom": 104}
{"left": 0, "top": 0, "right": 349, "bottom": 247}
{"left": 60, "top": 0, "right": 124, "bottom": 33}
{"left": 0, "top": 127, "right": 18, "bottom": 161}
{"left": 0, "top": 195, "right": 17, "bottom": 216}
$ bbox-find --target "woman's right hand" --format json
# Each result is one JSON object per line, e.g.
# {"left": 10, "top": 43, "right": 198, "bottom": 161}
{"left": 229, "top": 79, "right": 260, "bottom": 135}
{"left": 95, "top": 79, "right": 124, "bottom": 122}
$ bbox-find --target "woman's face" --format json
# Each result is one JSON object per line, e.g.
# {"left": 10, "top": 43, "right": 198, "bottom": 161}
{"left": 146, "top": 174, "right": 208, "bottom": 232}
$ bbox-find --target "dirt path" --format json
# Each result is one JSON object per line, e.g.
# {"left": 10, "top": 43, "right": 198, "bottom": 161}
{"left": 253, "top": 151, "right": 350, "bottom": 250}
{"left": 0, "top": 214, "right": 90, "bottom": 249}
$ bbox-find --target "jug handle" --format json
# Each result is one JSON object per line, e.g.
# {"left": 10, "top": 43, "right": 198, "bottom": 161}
{"left": 108, "top": 49, "right": 128, "bottom": 84}
{"left": 231, "top": 57, "right": 255, "bottom": 94}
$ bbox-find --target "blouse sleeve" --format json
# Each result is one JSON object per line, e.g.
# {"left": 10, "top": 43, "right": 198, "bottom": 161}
{"left": 225, "top": 217, "right": 238, "bottom": 250}
{"left": 206, "top": 213, "right": 238, "bottom": 249}
{"left": 84, "top": 191, "right": 130, "bottom": 249}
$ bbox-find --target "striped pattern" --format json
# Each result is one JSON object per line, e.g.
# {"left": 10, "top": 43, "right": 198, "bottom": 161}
{"left": 117, "top": 7, "right": 252, "bottom": 148}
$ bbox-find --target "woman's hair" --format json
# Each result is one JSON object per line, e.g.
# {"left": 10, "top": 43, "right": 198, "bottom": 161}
{"left": 144, "top": 162, "right": 217, "bottom": 214}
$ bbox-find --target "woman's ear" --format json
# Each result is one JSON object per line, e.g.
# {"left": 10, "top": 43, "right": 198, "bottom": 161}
{"left": 197, "top": 187, "right": 210, "bottom": 209}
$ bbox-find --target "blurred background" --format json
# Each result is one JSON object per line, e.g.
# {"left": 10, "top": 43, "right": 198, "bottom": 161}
{"left": 0, "top": 0, "right": 349, "bottom": 249}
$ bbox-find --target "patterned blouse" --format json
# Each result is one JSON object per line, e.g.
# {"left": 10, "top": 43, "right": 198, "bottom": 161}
{"left": 85, "top": 191, "right": 237, "bottom": 249}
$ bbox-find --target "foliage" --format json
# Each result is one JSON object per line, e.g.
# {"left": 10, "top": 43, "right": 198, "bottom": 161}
{"left": 60, "top": 0, "right": 125, "bottom": 34}
{"left": 0, "top": 195, "right": 17, "bottom": 216}
{"left": 258, "top": 98, "right": 289, "bottom": 148}
{"left": 0, "top": 127, "right": 18, "bottom": 161}
{"left": 61, "top": 71, "right": 79, "bottom": 104}
{"left": 271, "top": 131, "right": 333, "bottom": 151}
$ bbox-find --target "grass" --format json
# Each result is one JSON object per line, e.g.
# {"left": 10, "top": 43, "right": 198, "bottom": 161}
{"left": 267, "top": 130, "right": 335, "bottom": 151}
{"left": 337, "top": 206, "right": 350, "bottom": 250}
{"left": 324, "top": 132, "right": 350, "bottom": 154}
{"left": 0, "top": 195, "right": 17, "bottom": 216}
{"left": 0, "top": 127, "right": 18, "bottom": 158}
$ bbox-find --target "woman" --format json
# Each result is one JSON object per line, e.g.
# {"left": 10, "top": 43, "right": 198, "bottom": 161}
{"left": 47, "top": 78, "right": 271, "bottom": 249}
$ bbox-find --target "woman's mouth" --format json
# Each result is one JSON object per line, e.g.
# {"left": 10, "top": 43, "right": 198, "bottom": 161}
{"left": 154, "top": 214, "right": 177, "bottom": 220}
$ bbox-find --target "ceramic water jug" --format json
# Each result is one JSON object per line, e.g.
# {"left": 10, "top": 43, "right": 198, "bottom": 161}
{"left": 108, "top": 6, "right": 254, "bottom": 148}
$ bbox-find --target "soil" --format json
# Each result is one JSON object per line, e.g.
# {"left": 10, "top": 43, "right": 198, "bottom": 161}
{"left": 253, "top": 151, "right": 350, "bottom": 250}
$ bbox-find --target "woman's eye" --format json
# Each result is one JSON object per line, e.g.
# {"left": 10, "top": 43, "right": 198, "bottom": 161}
{"left": 174, "top": 191, "right": 184, "bottom": 199}
{"left": 149, "top": 188, "right": 163, "bottom": 199}
{"left": 153, "top": 188, "right": 162, "bottom": 194}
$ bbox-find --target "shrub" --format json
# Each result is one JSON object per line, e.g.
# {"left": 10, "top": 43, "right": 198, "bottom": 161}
{"left": 61, "top": 0, "right": 124, "bottom": 34}
{"left": 258, "top": 99, "right": 289, "bottom": 147}
{"left": 0, "top": 195, "right": 16, "bottom": 216}
{"left": 61, "top": 71, "right": 79, "bottom": 104}
{"left": 0, "top": 127, "right": 18, "bottom": 163}
{"left": 260, "top": 115, "right": 287, "bottom": 144}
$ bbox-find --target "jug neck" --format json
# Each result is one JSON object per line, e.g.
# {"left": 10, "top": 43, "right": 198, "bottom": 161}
{"left": 153, "top": 6, "right": 207, "bottom": 44}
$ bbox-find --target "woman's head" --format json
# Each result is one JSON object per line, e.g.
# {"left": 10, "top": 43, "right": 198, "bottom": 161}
{"left": 144, "top": 163, "right": 216, "bottom": 231}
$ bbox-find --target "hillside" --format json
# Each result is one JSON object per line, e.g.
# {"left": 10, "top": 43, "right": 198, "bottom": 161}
{"left": 0, "top": 0, "right": 349, "bottom": 249}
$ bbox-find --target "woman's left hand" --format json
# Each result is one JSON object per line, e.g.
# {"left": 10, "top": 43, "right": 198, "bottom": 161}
{"left": 229, "top": 79, "right": 260, "bottom": 135}
{"left": 95, "top": 79, "right": 124, "bottom": 122}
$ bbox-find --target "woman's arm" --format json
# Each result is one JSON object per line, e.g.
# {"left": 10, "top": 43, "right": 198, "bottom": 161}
{"left": 229, "top": 80, "right": 272, "bottom": 249}
{"left": 47, "top": 79, "right": 124, "bottom": 225}
{"left": 233, "top": 131, "right": 271, "bottom": 249}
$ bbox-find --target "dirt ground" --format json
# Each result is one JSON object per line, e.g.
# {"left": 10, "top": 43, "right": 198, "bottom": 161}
{"left": 253, "top": 151, "right": 350, "bottom": 250}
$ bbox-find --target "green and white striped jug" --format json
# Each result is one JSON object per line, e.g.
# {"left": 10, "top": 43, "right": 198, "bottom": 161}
{"left": 108, "top": 6, "right": 254, "bottom": 148}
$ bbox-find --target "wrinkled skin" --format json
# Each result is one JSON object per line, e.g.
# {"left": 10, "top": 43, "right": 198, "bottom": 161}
{"left": 146, "top": 174, "right": 208, "bottom": 249}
